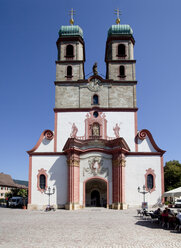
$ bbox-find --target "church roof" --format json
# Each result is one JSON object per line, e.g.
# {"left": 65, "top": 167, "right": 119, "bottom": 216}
{"left": 107, "top": 24, "right": 133, "bottom": 37}
{"left": 59, "top": 25, "right": 83, "bottom": 38}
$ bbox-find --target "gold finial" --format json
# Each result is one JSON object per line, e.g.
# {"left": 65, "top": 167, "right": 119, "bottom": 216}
{"left": 69, "top": 8, "right": 75, "bottom": 25}
{"left": 114, "top": 8, "right": 121, "bottom": 24}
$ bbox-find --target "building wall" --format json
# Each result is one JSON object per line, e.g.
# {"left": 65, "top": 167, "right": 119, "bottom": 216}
{"left": 79, "top": 152, "right": 112, "bottom": 206}
{"left": 0, "top": 187, "right": 11, "bottom": 199}
{"left": 125, "top": 155, "right": 162, "bottom": 207}
{"left": 56, "top": 63, "right": 84, "bottom": 81}
{"left": 55, "top": 82, "right": 136, "bottom": 109}
{"left": 58, "top": 41, "right": 84, "bottom": 61}
{"left": 56, "top": 111, "right": 136, "bottom": 152}
{"left": 108, "top": 63, "right": 136, "bottom": 81}
{"left": 30, "top": 155, "right": 67, "bottom": 209}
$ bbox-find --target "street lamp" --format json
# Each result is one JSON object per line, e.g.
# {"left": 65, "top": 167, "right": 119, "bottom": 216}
{"left": 44, "top": 186, "right": 55, "bottom": 209}
{"left": 137, "top": 185, "right": 151, "bottom": 209}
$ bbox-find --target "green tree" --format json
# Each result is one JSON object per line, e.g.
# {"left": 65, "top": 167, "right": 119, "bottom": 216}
{"left": 164, "top": 160, "right": 181, "bottom": 191}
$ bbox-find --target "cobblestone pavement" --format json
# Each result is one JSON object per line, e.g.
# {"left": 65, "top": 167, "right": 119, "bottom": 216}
{"left": 0, "top": 207, "right": 180, "bottom": 248}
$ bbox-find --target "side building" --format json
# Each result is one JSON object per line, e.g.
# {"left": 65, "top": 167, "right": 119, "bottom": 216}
{"left": 27, "top": 20, "right": 165, "bottom": 210}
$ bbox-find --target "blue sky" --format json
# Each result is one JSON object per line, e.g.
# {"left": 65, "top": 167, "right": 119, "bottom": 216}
{"left": 1, "top": 0, "right": 181, "bottom": 180}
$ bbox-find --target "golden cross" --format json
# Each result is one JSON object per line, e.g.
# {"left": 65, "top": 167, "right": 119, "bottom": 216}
{"left": 69, "top": 8, "right": 76, "bottom": 25}
{"left": 114, "top": 8, "right": 121, "bottom": 24}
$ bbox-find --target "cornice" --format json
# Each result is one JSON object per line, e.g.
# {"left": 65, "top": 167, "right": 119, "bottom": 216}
{"left": 54, "top": 107, "right": 138, "bottom": 113}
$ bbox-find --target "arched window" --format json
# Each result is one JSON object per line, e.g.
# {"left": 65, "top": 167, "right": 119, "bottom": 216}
{"left": 67, "top": 66, "right": 72, "bottom": 77}
{"left": 93, "top": 94, "right": 99, "bottom": 105}
{"left": 118, "top": 44, "right": 126, "bottom": 57}
{"left": 37, "top": 168, "right": 48, "bottom": 192}
{"left": 147, "top": 174, "right": 154, "bottom": 190}
{"left": 119, "top": 66, "right": 125, "bottom": 77}
{"left": 66, "top": 45, "right": 74, "bottom": 57}
{"left": 40, "top": 174, "right": 46, "bottom": 190}
{"left": 92, "top": 123, "right": 100, "bottom": 137}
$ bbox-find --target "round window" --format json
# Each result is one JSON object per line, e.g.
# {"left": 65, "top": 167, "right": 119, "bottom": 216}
{"left": 93, "top": 111, "right": 99, "bottom": 118}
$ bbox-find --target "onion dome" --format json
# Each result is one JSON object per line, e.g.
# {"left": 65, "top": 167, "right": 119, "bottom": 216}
{"left": 58, "top": 25, "right": 83, "bottom": 38}
{"left": 108, "top": 24, "right": 133, "bottom": 37}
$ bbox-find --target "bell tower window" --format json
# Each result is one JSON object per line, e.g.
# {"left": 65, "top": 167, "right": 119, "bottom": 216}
{"left": 119, "top": 66, "right": 126, "bottom": 78}
{"left": 92, "top": 94, "right": 99, "bottom": 105}
{"left": 66, "top": 45, "right": 74, "bottom": 57}
{"left": 118, "top": 44, "right": 126, "bottom": 57}
{"left": 67, "top": 66, "right": 72, "bottom": 78}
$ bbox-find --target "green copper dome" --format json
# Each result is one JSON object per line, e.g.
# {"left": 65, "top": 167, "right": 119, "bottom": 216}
{"left": 59, "top": 25, "right": 83, "bottom": 38}
{"left": 108, "top": 24, "right": 133, "bottom": 37}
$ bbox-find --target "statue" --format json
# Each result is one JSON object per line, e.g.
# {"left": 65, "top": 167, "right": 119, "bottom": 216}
{"left": 92, "top": 62, "right": 98, "bottom": 75}
{"left": 92, "top": 123, "right": 100, "bottom": 136}
{"left": 113, "top": 123, "right": 120, "bottom": 138}
{"left": 70, "top": 123, "right": 78, "bottom": 138}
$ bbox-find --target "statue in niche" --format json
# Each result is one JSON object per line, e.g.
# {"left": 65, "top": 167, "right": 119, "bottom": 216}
{"left": 70, "top": 123, "right": 78, "bottom": 138}
{"left": 113, "top": 123, "right": 120, "bottom": 138}
{"left": 92, "top": 123, "right": 100, "bottom": 137}
{"left": 92, "top": 62, "right": 98, "bottom": 75}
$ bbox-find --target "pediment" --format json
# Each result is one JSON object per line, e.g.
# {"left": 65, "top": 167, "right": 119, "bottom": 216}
{"left": 63, "top": 137, "right": 130, "bottom": 154}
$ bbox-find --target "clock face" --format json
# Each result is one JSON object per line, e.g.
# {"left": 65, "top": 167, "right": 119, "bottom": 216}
{"left": 88, "top": 78, "right": 101, "bottom": 92}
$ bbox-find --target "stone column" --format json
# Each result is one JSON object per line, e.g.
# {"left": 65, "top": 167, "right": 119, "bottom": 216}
{"left": 112, "top": 153, "right": 127, "bottom": 210}
{"left": 65, "top": 153, "right": 80, "bottom": 210}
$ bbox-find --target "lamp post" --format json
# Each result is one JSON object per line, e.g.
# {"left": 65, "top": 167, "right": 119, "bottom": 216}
{"left": 137, "top": 185, "right": 150, "bottom": 209}
{"left": 44, "top": 186, "right": 55, "bottom": 208}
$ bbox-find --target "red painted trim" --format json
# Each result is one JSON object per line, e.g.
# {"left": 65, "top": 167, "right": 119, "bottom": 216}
{"left": 54, "top": 112, "right": 57, "bottom": 152}
{"left": 27, "top": 129, "right": 54, "bottom": 154}
{"left": 137, "top": 129, "right": 166, "bottom": 154}
{"left": 28, "top": 151, "right": 162, "bottom": 157}
{"left": 28, "top": 156, "right": 32, "bottom": 205}
{"left": 106, "top": 60, "right": 136, "bottom": 63}
{"left": 29, "top": 152, "right": 65, "bottom": 156}
{"left": 54, "top": 80, "right": 137, "bottom": 85}
{"left": 56, "top": 60, "right": 84, "bottom": 64}
{"left": 144, "top": 168, "right": 156, "bottom": 193}
{"left": 134, "top": 112, "right": 138, "bottom": 152}
{"left": 54, "top": 107, "right": 138, "bottom": 113}
{"left": 161, "top": 156, "right": 165, "bottom": 200}
{"left": 83, "top": 176, "right": 109, "bottom": 207}
{"left": 37, "top": 168, "right": 48, "bottom": 193}
{"left": 127, "top": 152, "right": 163, "bottom": 156}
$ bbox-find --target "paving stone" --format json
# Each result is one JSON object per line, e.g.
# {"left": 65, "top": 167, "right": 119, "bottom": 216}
{"left": 0, "top": 207, "right": 180, "bottom": 248}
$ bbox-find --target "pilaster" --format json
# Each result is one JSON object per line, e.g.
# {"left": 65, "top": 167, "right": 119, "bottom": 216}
{"left": 66, "top": 152, "right": 80, "bottom": 210}
{"left": 112, "top": 153, "right": 127, "bottom": 210}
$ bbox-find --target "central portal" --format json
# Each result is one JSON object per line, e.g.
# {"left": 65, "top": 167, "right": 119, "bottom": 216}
{"left": 85, "top": 178, "right": 107, "bottom": 207}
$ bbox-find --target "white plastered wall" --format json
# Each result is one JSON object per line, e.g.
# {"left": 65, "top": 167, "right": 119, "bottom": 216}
{"left": 31, "top": 155, "right": 67, "bottom": 208}
{"left": 137, "top": 136, "right": 157, "bottom": 152}
{"left": 35, "top": 137, "right": 54, "bottom": 153}
{"left": 57, "top": 111, "right": 135, "bottom": 152}
{"left": 125, "top": 155, "right": 162, "bottom": 207}
{"left": 79, "top": 152, "right": 112, "bottom": 206}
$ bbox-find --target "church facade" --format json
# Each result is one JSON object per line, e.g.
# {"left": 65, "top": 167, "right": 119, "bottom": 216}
{"left": 27, "top": 20, "right": 165, "bottom": 210}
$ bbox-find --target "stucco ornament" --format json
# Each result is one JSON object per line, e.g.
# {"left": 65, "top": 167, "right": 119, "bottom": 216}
{"left": 70, "top": 123, "right": 78, "bottom": 138}
{"left": 113, "top": 123, "right": 120, "bottom": 138}
{"left": 44, "top": 130, "right": 54, "bottom": 140}
{"left": 88, "top": 78, "right": 101, "bottom": 92}
{"left": 83, "top": 157, "right": 108, "bottom": 177}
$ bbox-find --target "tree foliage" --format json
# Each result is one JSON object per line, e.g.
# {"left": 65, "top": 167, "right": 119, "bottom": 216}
{"left": 164, "top": 160, "right": 181, "bottom": 191}
{"left": 5, "top": 188, "right": 28, "bottom": 199}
